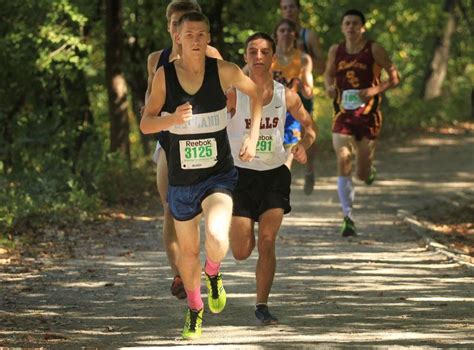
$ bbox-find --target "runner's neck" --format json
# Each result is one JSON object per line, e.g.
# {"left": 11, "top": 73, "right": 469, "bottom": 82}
{"left": 249, "top": 72, "right": 274, "bottom": 105}
{"left": 345, "top": 37, "right": 367, "bottom": 54}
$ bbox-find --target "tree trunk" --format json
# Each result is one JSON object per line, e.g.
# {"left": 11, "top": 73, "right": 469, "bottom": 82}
{"left": 1, "top": 94, "right": 26, "bottom": 174}
{"left": 64, "top": 71, "right": 95, "bottom": 174}
{"left": 206, "top": 0, "right": 226, "bottom": 59}
{"left": 125, "top": 35, "right": 151, "bottom": 156}
{"left": 105, "top": 0, "right": 130, "bottom": 162}
{"left": 423, "top": 0, "right": 458, "bottom": 100}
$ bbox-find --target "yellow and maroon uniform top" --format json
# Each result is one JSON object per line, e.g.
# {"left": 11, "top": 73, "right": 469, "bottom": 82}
{"left": 333, "top": 40, "right": 382, "bottom": 118}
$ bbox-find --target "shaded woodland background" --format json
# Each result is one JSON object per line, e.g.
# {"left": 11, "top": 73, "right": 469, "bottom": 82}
{"left": 0, "top": 0, "right": 472, "bottom": 239}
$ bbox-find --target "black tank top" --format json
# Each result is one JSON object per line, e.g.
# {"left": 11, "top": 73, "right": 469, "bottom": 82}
{"left": 162, "top": 57, "right": 233, "bottom": 186}
{"left": 156, "top": 47, "right": 171, "bottom": 71}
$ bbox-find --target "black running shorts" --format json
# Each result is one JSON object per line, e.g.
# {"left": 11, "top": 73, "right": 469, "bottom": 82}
{"left": 233, "top": 165, "right": 291, "bottom": 222}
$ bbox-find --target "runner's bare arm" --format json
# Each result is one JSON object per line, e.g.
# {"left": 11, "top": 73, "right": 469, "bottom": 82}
{"left": 218, "top": 60, "right": 262, "bottom": 161}
{"left": 140, "top": 67, "right": 192, "bottom": 134}
{"left": 286, "top": 88, "right": 317, "bottom": 164}
{"left": 324, "top": 44, "right": 338, "bottom": 99}
{"left": 206, "top": 45, "right": 223, "bottom": 60}
{"left": 306, "top": 29, "right": 325, "bottom": 75}
{"left": 373, "top": 43, "right": 400, "bottom": 90}
{"left": 145, "top": 51, "right": 162, "bottom": 104}
{"left": 360, "top": 43, "right": 400, "bottom": 101}
{"left": 226, "top": 88, "right": 237, "bottom": 118}
{"left": 300, "top": 52, "right": 314, "bottom": 99}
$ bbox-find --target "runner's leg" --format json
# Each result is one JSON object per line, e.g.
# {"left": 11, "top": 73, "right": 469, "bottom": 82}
{"left": 202, "top": 192, "right": 233, "bottom": 313}
{"left": 230, "top": 216, "right": 255, "bottom": 260}
{"left": 256, "top": 208, "right": 284, "bottom": 304}
{"left": 333, "top": 133, "right": 355, "bottom": 217}
{"left": 202, "top": 192, "right": 233, "bottom": 263}
{"left": 355, "top": 138, "right": 376, "bottom": 182}
{"left": 173, "top": 215, "right": 202, "bottom": 293}
{"left": 156, "top": 150, "right": 180, "bottom": 277}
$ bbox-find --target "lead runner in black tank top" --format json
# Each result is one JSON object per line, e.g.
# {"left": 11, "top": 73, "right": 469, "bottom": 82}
{"left": 161, "top": 56, "right": 233, "bottom": 186}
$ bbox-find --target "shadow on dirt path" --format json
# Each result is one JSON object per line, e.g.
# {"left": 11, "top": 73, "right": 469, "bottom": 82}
{"left": 1, "top": 131, "right": 473, "bottom": 348}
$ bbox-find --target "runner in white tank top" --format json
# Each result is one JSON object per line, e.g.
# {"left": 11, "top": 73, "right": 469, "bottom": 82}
{"left": 227, "top": 32, "right": 317, "bottom": 326}
{"left": 228, "top": 81, "right": 287, "bottom": 171}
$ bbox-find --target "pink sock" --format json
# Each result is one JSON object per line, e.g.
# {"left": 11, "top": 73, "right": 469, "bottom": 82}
{"left": 204, "top": 257, "right": 221, "bottom": 276}
{"left": 186, "top": 286, "right": 203, "bottom": 311}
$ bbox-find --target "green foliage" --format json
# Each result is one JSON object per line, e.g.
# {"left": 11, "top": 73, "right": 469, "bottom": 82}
{"left": 94, "top": 152, "right": 156, "bottom": 205}
{"left": 0, "top": 165, "right": 100, "bottom": 235}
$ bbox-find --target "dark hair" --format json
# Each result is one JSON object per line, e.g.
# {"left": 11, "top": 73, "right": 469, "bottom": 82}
{"left": 245, "top": 32, "right": 276, "bottom": 54}
{"left": 177, "top": 11, "right": 210, "bottom": 30}
{"left": 279, "top": 0, "right": 300, "bottom": 9}
{"left": 341, "top": 9, "right": 366, "bottom": 25}
{"left": 273, "top": 18, "right": 298, "bottom": 45}
{"left": 166, "top": 0, "right": 201, "bottom": 21}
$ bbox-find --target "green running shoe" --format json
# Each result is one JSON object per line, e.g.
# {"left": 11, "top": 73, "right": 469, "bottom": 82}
{"left": 365, "top": 166, "right": 376, "bottom": 185}
{"left": 205, "top": 272, "right": 226, "bottom": 313}
{"left": 182, "top": 308, "right": 203, "bottom": 339}
{"left": 341, "top": 216, "right": 356, "bottom": 237}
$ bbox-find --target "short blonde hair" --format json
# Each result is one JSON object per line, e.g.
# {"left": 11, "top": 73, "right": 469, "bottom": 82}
{"left": 166, "top": 0, "right": 202, "bottom": 21}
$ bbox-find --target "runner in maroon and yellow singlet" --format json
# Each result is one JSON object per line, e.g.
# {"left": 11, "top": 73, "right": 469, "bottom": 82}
{"left": 324, "top": 9, "right": 400, "bottom": 237}
{"left": 332, "top": 39, "right": 382, "bottom": 140}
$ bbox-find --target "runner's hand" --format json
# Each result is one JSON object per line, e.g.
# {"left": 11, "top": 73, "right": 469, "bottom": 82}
{"left": 239, "top": 134, "right": 257, "bottom": 162}
{"left": 327, "top": 86, "right": 336, "bottom": 99}
{"left": 359, "top": 87, "right": 377, "bottom": 103}
{"left": 291, "top": 143, "right": 307, "bottom": 164}
{"left": 173, "top": 102, "right": 193, "bottom": 125}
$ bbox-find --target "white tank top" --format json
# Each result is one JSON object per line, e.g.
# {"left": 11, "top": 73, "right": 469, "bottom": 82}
{"left": 227, "top": 80, "right": 287, "bottom": 171}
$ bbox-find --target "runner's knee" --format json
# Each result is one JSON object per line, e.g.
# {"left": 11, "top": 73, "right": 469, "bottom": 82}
{"left": 205, "top": 231, "right": 229, "bottom": 253}
{"left": 356, "top": 167, "right": 371, "bottom": 181}
{"left": 179, "top": 245, "right": 200, "bottom": 260}
{"left": 232, "top": 242, "right": 254, "bottom": 260}
{"left": 257, "top": 236, "right": 276, "bottom": 256}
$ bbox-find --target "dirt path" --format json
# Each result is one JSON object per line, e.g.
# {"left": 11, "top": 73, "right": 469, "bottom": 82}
{"left": 1, "top": 131, "right": 474, "bottom": 348}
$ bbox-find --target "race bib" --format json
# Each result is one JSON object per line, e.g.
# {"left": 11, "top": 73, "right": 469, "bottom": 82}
{"left": 179, "top": 138, "right": 217, "bottom": 169}
{"left": 255, "top": 135, "right": 274, "bottom": 161}
{"left": 342, "top": 89, "right": 365, "bottom": 110}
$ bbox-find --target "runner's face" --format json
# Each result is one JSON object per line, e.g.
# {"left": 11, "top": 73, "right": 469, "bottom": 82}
{"left": 280, "top": 0, "right": 299, "bottom": 22}
{"left": 341, "top": 15, "right": 365, "bottom": 40}
{"left": 168, "top": 11, "right": 185, "bottom": 44}
{"left": 245, "top": 38, "right": 274, "bottom": 72}
{"left": 176, "top": 20, "right": 210, "bottom": 57}
{"left": 276, "top": 23, "right": 296, "bottom": 48}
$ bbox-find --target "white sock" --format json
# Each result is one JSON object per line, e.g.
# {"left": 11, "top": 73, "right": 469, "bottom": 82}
{"left": 337, "top": 176, "right": 354, "bottom": 218}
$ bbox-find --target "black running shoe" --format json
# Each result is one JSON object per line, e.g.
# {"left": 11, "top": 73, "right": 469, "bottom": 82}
{"left": 255, "top": 304, "right": 279, "bottom": 325}
{"left": 341, "top": 216, "right": 356, "bottom": 237}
